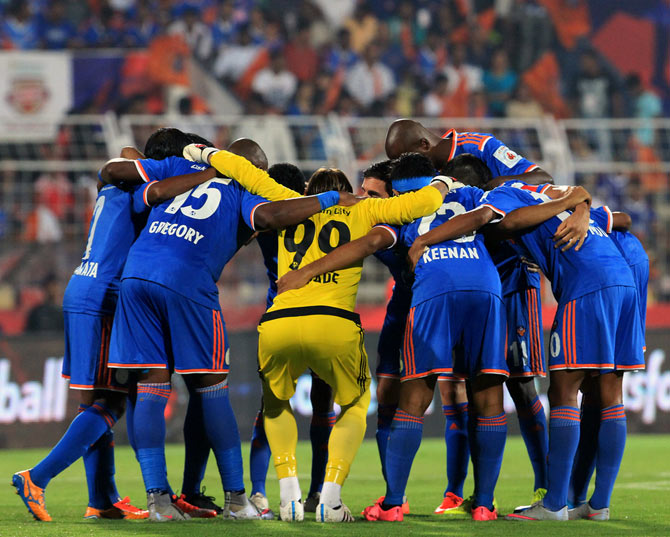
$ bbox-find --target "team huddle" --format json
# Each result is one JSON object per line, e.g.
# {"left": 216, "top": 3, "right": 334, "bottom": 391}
{"left": 12, "top": 119, "right": 647, "bottom": 524}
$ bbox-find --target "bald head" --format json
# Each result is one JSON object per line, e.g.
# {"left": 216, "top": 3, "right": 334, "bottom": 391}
{"left": 228, "top": 138, "right": 268, "bottom": 171}
{"left": 385, "top": 119, "right": 453, "bottom": 171}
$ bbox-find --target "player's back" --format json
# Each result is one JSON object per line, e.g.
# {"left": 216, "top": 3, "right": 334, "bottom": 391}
{"left": 402, "top": 185, "right": 502, "bottom": 307}
{"left": 63, "top": 183, "right": 148, "bottom": 315}
{"left": 123, "top": 174, "right": 264, "bottom": 309}
{"left": 482, "top": 186, "right": 635, "bottom": 304}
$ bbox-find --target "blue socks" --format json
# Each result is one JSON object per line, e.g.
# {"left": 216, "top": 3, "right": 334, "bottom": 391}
{"left": 250, "top": 410, "right": 271, "bottom": 496}
{"left": 517, "top": 395, "right": 548, "bottom": 491}
{"left": 590, "top": 404, "right": 627, "bottom": 509}
{"left": 196, "top": 380, "right": 244, "bottom": 492}
{"left": 84, "top": 430, "right": 121, "bottom": 509}
{"left": 384, "top": 409, "right": 423, "bottom": 506}
{"left": 134, "top": 382, "right": 171, "bottom": 493}
{"left": 443, "top": 403, "right": 469, "bottom": 498}
{"left": 31, "top": 402, "right": 117, "bottom": 489}
{"left": 376, "top": 404, "right": 396, "bottom": 481}
{"left": 181, "top": 388, "right": 211, "bottom": 496}
{"left": 308, "top": 411, "right": 336, "bottom": 496}
{"left": 543, "top": 406, "right": 580, "bottom": 511}
{"left": 472, "top": 413, "right": 507, "bottom": 509}
{"left": 569, "top": 401, "right": 600, "bottom": 506}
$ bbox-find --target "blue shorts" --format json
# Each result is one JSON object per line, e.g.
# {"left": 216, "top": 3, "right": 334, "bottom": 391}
{"left": 375, "top": 289, "right": 411, "bottom": 379}
{"left": 402, "top": 291, "right": 508, "bottom": 381}
{"left": 109, "top": 278, "right": 229, "bottom": 374}
{"left": 504, "top": 287, "right": 546, "bottom": 378}
{"left": 548, "top": 286, "right": 644, "bottom": 372}
{"left": 62, "top": 312, "right": 128, "bottom": 392}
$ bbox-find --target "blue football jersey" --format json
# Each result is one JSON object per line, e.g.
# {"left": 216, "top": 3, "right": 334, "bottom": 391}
{"left": 401, "top": 185, "right": 502, "bottom": 307}
{"left": 63, "top": 183, "right": 149, "bottom": 315}
{"left": 590, "top": 206, "right": 649, "bottom": 270}
{"left": 480, "top": 186, "right": 635, "bottom": 304}
{"left": 442, "top": 130, "right": 538, "bottom": 177}
{"left": 123, "top": 168, "right": 268, "bottom": 309}
{"left": 373, "top": 237, "right": 413, "bottom": 309}
{"left": 256, "top": 231, "right": 279, "bottom": 309}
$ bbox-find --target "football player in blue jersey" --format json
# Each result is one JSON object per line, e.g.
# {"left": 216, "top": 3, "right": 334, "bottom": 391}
{"left": 106, "top": 143, "right": 358, "bottom": 521}
{"left": 12, "top": 128, "right": 220, "bottom": 522}
{"left": 385, "top": 119, "right": 553, "bottom": 186}
{"left": 407, "top": 176, "right": 642, "bottom": 522}
{"left": 567, "top": 207, "right": 648, "bottom": 516}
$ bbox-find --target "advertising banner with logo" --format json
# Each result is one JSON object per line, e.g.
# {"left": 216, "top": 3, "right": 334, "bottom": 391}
{"left": 0, "top": 330, "right": 668, "bottom": 449}
{"left": 0, "top": 52, "right": 72, "bottom": 141}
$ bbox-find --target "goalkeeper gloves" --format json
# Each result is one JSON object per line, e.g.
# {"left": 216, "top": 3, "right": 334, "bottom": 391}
{"left": 183, "top": 143, "right": 219, "bottom": 163}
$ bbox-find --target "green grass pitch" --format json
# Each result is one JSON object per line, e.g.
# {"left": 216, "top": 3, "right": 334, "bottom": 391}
{"left": 1, "top": 436, "right": 669, "bottom": 537}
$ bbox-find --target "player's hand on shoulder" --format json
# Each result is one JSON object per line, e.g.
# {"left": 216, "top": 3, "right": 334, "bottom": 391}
{"left": 520, "top": 256, "right": 541, "bottom": 273}
{"left": 276, "top": 268, "right": 312, "bottom": 295}
{"left": 407, "top": 237, "right": 428, "bottom": 272}
{"left": 553, "top": 200, "right": 590, "bottom": 252}
{"left": 337, "top": 191, "right": 362, "bottom": 207}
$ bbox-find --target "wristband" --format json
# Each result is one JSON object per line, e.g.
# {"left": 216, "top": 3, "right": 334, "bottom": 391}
{"left": 316, "top": 190, "right": 340, "bottom": 210}
{"left": 97, "top": 169, "right": 104, "bottom": 183}
{"left": 202, "top": 146, "right": 219, "bottom": 163}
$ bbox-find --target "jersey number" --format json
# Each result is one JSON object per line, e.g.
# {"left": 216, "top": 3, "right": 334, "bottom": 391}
{"left": 284, "top": 220, "right": 351, "bottom": 270}
{"left": 83, "top": 195, "right": 105, "bottom": 260}
{"left": 165, "top": 179, "right": 231, "bottom": 220}
{"left": 417, "top": 201, "right": 475, "bottom": 243}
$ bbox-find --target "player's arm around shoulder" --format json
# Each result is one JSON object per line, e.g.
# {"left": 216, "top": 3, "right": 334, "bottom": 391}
{"left": 362, "top": 178, "right": 451, "bottom": 226}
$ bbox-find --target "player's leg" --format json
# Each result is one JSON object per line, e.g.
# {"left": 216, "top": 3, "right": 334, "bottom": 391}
{"left": 179, "top": 376, "right": 222, "bottom": 514}
{"left": 568, "top": 376, "right": 600, "bottom": 508}
{"left": 507, "top": 377, "right": 548, "bottom": 494}
{"left": 434, "top": 376, "right": 469, "bottom": 514}
{"left": 375, "top": 376, "right": 400, "bottom": 483}
{"left": 306, "top": 373, "right": 335, "bottom": 510}
{"left": 249, "top": 401, "right": 272, "bottom": 513}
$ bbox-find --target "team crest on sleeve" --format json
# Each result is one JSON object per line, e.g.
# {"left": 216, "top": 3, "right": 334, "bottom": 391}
{"left": 517, "top": 326, "right": 526, "bottom": 337}
{"left": 493, "top": 145, "right": 521, "bottom": 168}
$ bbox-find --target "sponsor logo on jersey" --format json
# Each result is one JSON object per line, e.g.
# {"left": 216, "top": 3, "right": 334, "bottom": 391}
{"left": 493, "top": 145, "right": 521, "bottom": 168}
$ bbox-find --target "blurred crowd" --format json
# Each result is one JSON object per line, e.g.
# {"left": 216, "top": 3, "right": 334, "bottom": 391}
{"left": 1, "top": 0, "right": 667, "bottom": 122}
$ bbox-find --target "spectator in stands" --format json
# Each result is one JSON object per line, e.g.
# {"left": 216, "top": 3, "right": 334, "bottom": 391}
{"left": 247, "top": 6, "right": 267, "bottom": 45}
{"left": 483, "top": 49, "right": 517, "bottom": 117}
{"left": 345, "top": 41, "right": 396, "bottom": 113}
{"left": 287, "top": 82, "right": 316, "bottom": 116}
{"left": 251, "top": 49, "right": 297, "bottom": 112}
{"left": 376, "top": 21, "right": 410, "bottom": 82}
{"left": 168, "top": 5, "right": 213, "bottom": 61}
{"left": 504, "top": 0, "right": 553, "bottom": 71}
{"left": 284, "top": 23, "right": 319, "bottom": 82}
{"left": 569, "top": 50, "right": 623, "bottom": 118}
{"left": 37, "top": 3, "right": 78, "bottom": 49}
{"left": 213, "top": 24, "right": 262, "bottom": 83}
{"left": 626, "top": 74, "right": 662, "bottom": 147}
{"left": 623, "top": 177, "right": 656, "bottom": 241}
{"left": 25, "top": 274, "right": 64, "bottom": 333}
{"left": 211, "top": 0, "right": 239, "bottom": 49}
{"left": 506, "top": 82, "right": 544, "bottom": 118}
{"left": 417, "top": 31, "right": 448, "bottom": 83}
{"left": 422, "top": 73, "right": 450, "bottom": 117}
{"left": 1, "top": 0, "right": 39, "bottom": 50}
{"left": 344, "top": 3, "right": 378, "bottom": 53}
{"left": 325, "top": 29, "right": 359, "bottom": 74}
{"left": 442, "top": 43, "right": 483, "bottom": 116}
{"left": 125, "top": 3, "right": 161, "bottom": 48}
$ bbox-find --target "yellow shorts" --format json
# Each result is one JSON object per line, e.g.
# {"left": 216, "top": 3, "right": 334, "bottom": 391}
{"left": 257, "top": 306, "right": 371, "bottom": 407}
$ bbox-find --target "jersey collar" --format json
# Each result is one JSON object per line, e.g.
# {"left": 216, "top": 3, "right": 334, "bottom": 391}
{"left": 441, "top": 129, "right": 458, "bottom": 161}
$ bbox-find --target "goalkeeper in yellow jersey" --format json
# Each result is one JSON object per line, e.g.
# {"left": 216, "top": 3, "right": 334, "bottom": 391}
{"left": 185, "top": 145, "right": 451, "bottom": 523}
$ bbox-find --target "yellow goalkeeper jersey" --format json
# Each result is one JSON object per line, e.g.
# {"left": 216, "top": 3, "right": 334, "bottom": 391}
{"left": 271, "top": 189, "right": 442, "bottom": 312}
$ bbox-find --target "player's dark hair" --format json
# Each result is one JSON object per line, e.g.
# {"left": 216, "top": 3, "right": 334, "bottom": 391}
{"left": 389, "top": 152, "right": 436, "bottom": 181}
{"left": 305, "top": 168, "right": 353, "bottom": 195}
{"left": 442, "top": 153, "right": 492, "bottom": 188}
{"left": 186, "top": 132, "right": 214, "bottom": 147}
{"left": 362, "top": 159, "right": 393, "bottom": 195}
{"left": 144, "top": 128, "right": 191, "bottom": 160}
{"left": 268, "top": 163, "right": 306, "bottom": 193}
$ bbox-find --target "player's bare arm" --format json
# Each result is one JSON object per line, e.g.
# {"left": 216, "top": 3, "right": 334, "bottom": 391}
{"left": 144, "top": 168, "right": 217, "bottom": 205}
{"left": 277, "top": 227, "right": 394, "bottom": 294}
{"left": 612, "top": 211, "right": 632, "bottom": 230}
{"left": 120, "top": 146, "right": 145, "bottom": 159}
{"left": 484, "top": 168, "right": 554, "bottom": 190}
{"left": 253, "top": 191, "right": 359, "bottom": 231}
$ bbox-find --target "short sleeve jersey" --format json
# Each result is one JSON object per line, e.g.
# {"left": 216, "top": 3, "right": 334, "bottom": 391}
{"left": 122, "top": 157, "right": 268, "bottom": 309}
{"left": 62, "top": 183, "right": 150, "bottom": 315}
{"left": 270, "top": 185, "right": 443, "bottom": 313}
{"left": 480, "top": 186, "right": 635, "bottom": 305}
{"left": 400, "top": 185, "right": 502, "bottom": 308}
{"left": 442, "top": 129, "right": 539, "bottom": 177}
